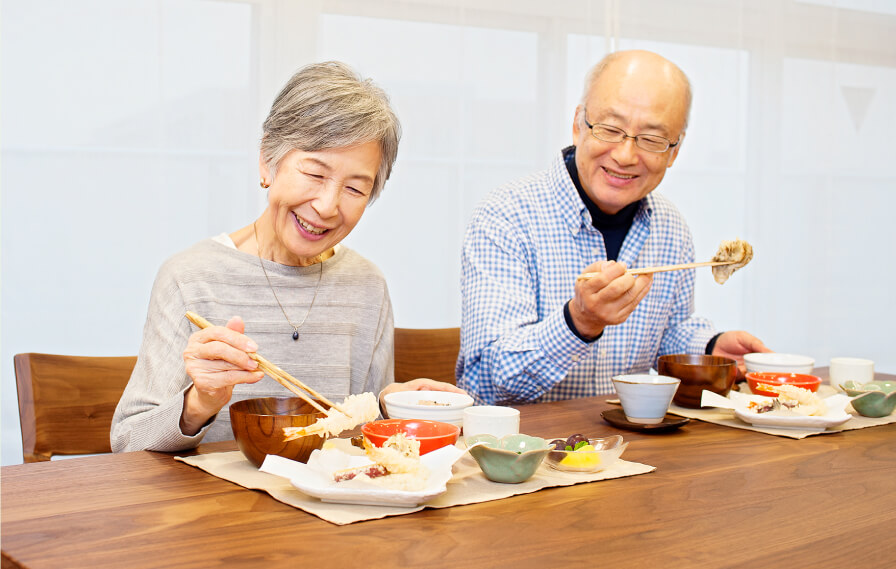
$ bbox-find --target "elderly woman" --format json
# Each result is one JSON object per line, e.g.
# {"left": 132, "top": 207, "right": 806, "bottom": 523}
{"left": 112, "top": 62, "right": 463, "bottom": 453}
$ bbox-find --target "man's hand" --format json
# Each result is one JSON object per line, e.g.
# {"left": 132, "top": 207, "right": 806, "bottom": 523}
{"left": 569, "top": 261, "right": 653, "bottom": 339}
{"left": 712, "top": 330, "right": 771, "bottom": 379}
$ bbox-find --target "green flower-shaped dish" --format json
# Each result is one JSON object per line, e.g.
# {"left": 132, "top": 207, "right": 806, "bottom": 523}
{"left": 840, "top": 380, "right": 896, "bottom": 418}
{"left": 466, "top": 434, "right": 550, "bottom": 484}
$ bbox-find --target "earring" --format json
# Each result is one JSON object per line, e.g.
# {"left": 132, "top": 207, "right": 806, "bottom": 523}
{"left": 260, "top": 179, "right": 270, "bottom": 189}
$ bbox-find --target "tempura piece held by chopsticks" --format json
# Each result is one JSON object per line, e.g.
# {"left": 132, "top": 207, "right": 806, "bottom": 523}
{"left": 710, "top": 238, "right": 753, "bottom": 284}
{"left": 282, "top": 391, "right": 379, "bottom": 440}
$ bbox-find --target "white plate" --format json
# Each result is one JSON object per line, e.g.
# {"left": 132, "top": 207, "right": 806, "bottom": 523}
{"left": 259, "top": 441, "right": 465, "bottom": 508}
{"left": 733, "top": 406, "right": 852, "bottom": 430}
{"left": 709, "top": 390, "right": 853, "bottom": 431}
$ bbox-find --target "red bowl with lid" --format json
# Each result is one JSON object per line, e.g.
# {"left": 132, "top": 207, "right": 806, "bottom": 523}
{"left": 361, "top": 419, "right": 460, "bottom": 455}
{"left": 745, "top": 372, "right": 822, "bottom": 397}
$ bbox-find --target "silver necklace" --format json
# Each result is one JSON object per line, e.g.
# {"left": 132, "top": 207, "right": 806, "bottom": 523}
{"left": 253, "top": 222, "right": 323, "bottom": 341}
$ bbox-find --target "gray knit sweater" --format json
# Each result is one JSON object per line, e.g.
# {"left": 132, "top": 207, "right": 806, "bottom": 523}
{"left": 111, "top": 238, "right": 393, "bottom": 453}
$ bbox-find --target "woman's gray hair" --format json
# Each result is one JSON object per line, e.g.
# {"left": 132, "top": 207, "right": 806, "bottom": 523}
{"left": 261, "top": 61, "right": 401, "bottom": 201}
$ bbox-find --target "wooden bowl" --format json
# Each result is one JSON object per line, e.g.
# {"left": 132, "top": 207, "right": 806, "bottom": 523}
{"left": 229, "top": 397, "right": 326, "bottom": 468}
{"left": 657, "top": 354, "right": 737, "bottom": 409}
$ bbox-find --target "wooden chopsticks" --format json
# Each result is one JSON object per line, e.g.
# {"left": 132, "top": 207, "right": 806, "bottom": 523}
{"left": 577, "top": 260, "right": 735, "bottom": 281}
{"left": 184, "top": 311, "right": 347, "bottom": 416}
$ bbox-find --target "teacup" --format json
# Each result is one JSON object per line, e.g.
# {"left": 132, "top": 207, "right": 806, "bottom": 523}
{"left": 612, "top": 374, "right": 680, "bottom": 424}
{"left": 462, "top": 406, "right": 520, "bottom": 438}
{"left": 829, "top": 357, "right": 874, "bottom": 391}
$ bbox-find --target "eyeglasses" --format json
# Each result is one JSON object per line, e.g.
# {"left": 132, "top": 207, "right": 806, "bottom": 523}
{"left": 582, "top": 108, "right": 680, "bottom": 153}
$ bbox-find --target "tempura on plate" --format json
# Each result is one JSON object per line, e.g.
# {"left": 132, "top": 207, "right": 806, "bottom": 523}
{"left": 746, "top": 384, "right": 827, "bottom": 417}
{"left": 332, "top": 432, "right": 429, "bottom": 491}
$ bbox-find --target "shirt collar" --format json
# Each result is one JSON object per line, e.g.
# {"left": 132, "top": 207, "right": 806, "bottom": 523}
{"left": 556, "top": 146, "right": 653, "bottom": 234}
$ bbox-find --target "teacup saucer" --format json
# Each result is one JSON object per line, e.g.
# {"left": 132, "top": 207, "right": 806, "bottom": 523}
{"left": 601, "top": 408, "right": 689, "bottom": 433}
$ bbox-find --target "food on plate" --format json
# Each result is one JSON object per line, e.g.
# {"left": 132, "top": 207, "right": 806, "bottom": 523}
{"left": 710, "top": 239, "right": 753, "bottom": 284}
{"left": 333, "top": 464, "right": 388, "bottom": 482}
{"left": 417, "top": 399, "right": 451, "bottom": 406}
{"left": 332, "top": 432, "right": 429, "bottom": 491}
{"left": 282, "top": 392, "right": 379, "bottom": 440}
{"left": 745, "top": 385, "right": 827, "bottom": 417}
{"left": 548, "top": 434, "right": 601, "bottom": 468}
{"left": 746, "top": 400, "right": 776, "bottom": 413}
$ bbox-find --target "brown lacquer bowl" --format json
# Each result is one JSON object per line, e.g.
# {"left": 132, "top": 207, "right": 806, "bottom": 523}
{"left": 229, "top": 397, "right": 326, "bottom": 468}
{"left": 658, "top": 354, "right": 738, "bottom": 409}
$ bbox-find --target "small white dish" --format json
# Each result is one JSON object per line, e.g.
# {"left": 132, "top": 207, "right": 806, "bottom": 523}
{"left": 259, "top": 442, "right": 465, "bottom": 508}
{"left": 382, "top": 390, "right": 474, "bottom": 426}
{"left": 744, "top": 353, "right": 815, "bottom": 375}
{"left": 462, "top": 405, "right": 520, "bottom": 438}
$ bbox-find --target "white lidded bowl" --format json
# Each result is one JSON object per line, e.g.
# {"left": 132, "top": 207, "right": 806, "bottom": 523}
{"left": 743, "top": 353, "right": 815, "bottom": 375}
{"left": 382, "top": 390, "right": 474, "bottom": 426}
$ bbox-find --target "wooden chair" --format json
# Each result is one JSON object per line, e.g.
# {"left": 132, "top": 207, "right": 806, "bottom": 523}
{"left": 13, "top": 353, "right": 137, "bottom": 462}
{"left": 393, "top": 327, "right": 461, "bottom": 385}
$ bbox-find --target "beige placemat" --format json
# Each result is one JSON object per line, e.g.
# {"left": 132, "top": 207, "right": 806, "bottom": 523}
{"left": 176, "top": 449, "right": 654, "bottom": 525}
{"left": 666, "top": 385, "right": 896, "bottom": 439}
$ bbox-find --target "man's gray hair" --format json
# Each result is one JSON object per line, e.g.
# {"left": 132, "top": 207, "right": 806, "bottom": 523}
{"left": 581, "top": 51, "right": 693, "bottom": 130}
{"left": 261, "top": 61, "right": 401, "bottom": 201}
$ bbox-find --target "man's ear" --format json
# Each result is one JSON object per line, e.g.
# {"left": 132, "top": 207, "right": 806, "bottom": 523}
{"left": 572, "top": 105, "right": 584, "bottom": 142}
{"left": 666, "top": 132, "right": 685, "bottom": 168}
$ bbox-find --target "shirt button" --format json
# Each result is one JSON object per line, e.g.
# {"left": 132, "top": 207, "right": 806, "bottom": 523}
{"left": 571, "top": 354, "right": 580, "bottom": 363}
{"left": 600, "top": 349, "right": 607, "bottom": 357}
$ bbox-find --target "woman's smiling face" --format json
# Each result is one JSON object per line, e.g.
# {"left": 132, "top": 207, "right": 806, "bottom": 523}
{"left": 259, "top": 141, "right": 382, "bottom": 265}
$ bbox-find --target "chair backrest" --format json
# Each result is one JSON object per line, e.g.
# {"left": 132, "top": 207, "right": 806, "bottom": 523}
{"left": 13, "top": 353, "right": 137, "bottom": 462}
{"left": 393, "top": 327, "right": 460, "bottom": 385}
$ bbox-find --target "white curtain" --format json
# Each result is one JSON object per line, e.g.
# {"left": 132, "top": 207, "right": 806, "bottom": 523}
{"left": 2, "top": 0, "right": 894, "bottom": 464}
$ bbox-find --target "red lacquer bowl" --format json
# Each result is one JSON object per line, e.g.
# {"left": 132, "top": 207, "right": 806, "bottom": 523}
{"left": 746, "top": 372, "right": 822, "bottom": 397}
{"left": 361, "top": 419, "right": 460, "bottom": 455}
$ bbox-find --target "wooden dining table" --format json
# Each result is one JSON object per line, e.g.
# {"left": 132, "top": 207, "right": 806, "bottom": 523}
{"left": 3, "top": 369, "right": 895, "bottom": 569}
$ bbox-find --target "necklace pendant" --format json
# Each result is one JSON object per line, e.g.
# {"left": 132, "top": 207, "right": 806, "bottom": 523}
{"left": 292, "top": 330, "right": 300, "bottom": 341}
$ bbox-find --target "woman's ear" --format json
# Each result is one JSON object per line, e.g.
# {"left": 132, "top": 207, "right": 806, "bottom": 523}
{"left": 259, "top": 151, "right": 272, "bottom": 187}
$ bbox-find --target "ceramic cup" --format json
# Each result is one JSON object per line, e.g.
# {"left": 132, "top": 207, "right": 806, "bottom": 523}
{"left": 462, "top": 406, "right": 520, "bottom": 438}
{"left": 611, "top": 374, "right": 681, "bottom": 424}
{"left": 829, "top": 357, "right": 874, "bottom": 391}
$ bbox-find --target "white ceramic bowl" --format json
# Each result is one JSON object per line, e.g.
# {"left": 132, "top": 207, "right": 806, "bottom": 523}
{"left": 382, "top": 390, "right": 474, "bottom": 426}
{"left": 743, "top": 353, "right": 815, "bottom": 375}
{"left": 611, "top": 374, "right": 680, "bottom": 424}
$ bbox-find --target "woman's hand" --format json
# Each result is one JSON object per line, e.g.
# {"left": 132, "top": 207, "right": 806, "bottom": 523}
{"left": 380, "top": 378, "right": 468, "bottom": 398}
{"left": 180, "top": 316, "right": 264, "bottom": 434}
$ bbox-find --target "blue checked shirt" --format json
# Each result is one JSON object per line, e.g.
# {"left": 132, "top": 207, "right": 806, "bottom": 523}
{"left": 457, "top": 148, "right": 716, "bottom": 404}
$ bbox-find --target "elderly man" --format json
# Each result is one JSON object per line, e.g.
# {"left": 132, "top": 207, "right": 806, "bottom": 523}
{"left": 458, "top": 50, "right": 768, "bottom": 405}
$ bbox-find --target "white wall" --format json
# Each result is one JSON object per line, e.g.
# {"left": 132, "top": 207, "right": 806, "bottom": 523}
{"left": 3, "top": 0, "right": 895, "bottom": 465}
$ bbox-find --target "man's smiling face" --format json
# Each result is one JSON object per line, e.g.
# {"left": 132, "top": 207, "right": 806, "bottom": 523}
{"left": 572, "top": 52, "right": 687, "bottom": 215}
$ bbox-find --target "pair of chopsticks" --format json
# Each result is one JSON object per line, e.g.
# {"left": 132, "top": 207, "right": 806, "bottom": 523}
{"left": 577, "top": 260, "right": 735, "bottom": 281}
{"left": 184, "top": 311, "right": 347, "bottom": 416}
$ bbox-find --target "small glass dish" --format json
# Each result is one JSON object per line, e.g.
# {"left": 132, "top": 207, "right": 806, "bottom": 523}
{"left": 544, "top": 435, "right": 627, "bottom": 473}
